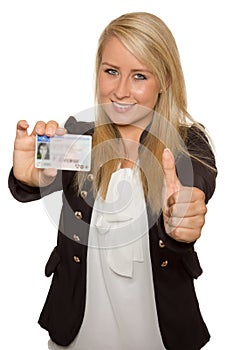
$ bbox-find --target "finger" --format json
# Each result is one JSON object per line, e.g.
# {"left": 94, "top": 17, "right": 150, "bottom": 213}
{"left": 162, "top": 148, "right": 180, "bottom": 198}
{"left": 167, "top": 215, "right": 205, "bottom": 231}
{"left": 31, "top": 121, "right": 46, "bottom": 136}
{"left": 43, "top": 168, "right": 58, "bottom": 178}
{"left": 167, "top": 201, "right": 207, "bottom": 218}
{"left": 55, "top": 127, "right": 67, "bottom": 136}
{"left": 38, "top": 168, "right": 58, "bottom": 187}
{"left": 168, "top": 187, "right": 205, "bottom": 206}
{"left": 166, "top": 226, "right": 202, "bottom": 243}
{"left": 167, "top": 187, "right": 206, "bottom": 215}
{"left": 16, "top": 120, "right": 29, "bottom": 139}
{"left": 45, "top": 120, "right": 59, "bottom": 136}
{"left": 190, "top": 187, "right": 206, "bottom": 202}
{"left": 168, "top": 187, "right": 198, "bottom": 209}
{"left": 31, "top": 120, "right": 59, "bottom": 137}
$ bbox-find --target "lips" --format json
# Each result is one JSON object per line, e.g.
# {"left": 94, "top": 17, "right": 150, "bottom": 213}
{"left": 112, "top": 101, "right": 135, "bottom": 113}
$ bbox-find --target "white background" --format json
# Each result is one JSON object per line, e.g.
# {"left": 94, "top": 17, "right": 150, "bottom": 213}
{"left": 0, "top": 0, "right": 231, "bottom": 349}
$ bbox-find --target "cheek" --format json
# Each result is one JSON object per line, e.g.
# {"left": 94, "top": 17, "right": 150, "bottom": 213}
{"left": 149, "top": 90, "right": 160, "bottom": 108}
{"left": 97, "top": 75, "right": 111, "bottom": 101}
{"left": 133, "top": 85, "right": 160, "bottom": 108}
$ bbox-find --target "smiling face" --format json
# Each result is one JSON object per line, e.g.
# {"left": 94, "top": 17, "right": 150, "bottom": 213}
{"left": 97, "top": 37, "right": 161, "bottom": 130}
{"left": 39, "top": 144, "right": 48, "bottom": 157}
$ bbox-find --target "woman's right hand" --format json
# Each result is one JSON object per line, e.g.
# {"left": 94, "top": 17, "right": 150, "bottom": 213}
{"left": 13, "top": 120, "right": 66, "bottom": 187}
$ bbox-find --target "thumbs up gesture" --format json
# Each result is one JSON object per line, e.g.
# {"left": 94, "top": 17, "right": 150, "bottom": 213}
{"left": 162, "top": 148, "right": 207, "bottom": 243}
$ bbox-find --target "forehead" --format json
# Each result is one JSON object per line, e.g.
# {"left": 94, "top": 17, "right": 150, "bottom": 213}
{"left": 101, "top": 36, "right": 149, "bottom": 70}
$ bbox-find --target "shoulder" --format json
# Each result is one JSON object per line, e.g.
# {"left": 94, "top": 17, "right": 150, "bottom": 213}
{"left": 180, "top": 123, "right": 209, "bottom": 147}
{"left": 64, "top": 116, "right": 95, "bottom": 135}
{"left": 180, "top": 123, "right": 216, "bottom": 163}
{"left": 178, "top": 123, "right": 217, "bottom": 202}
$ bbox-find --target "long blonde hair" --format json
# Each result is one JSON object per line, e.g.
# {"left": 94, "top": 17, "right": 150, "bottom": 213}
{"left": 76, "top": 12, "right": 213, "bottom": 214}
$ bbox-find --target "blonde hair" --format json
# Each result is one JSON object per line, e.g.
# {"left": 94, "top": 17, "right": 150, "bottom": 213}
{"left": 76, "top": 12, "right": 214, "bottom": 214}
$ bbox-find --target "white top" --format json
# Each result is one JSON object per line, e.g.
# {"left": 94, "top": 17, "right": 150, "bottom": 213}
{"left": 48, "top": 167, "right": 165, "bottom": 350}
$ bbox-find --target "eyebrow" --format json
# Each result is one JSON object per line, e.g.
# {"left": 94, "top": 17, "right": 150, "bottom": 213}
{"left": 101, "top": 62, "right": 152, "bottom": 74}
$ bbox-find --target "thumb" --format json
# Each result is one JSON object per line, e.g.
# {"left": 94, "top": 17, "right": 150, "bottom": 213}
{"left": 16, "top": 120, "right": 29, "bottom": 139}
{"left": 162, "top": 148, "right": 181, "bottom": 200}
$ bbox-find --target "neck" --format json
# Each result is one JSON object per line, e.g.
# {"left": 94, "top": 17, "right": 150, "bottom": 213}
{"left": 115, "top": 111, "right": 153, "bottom": 141}
{"left": 116, "top": 124, "right": 144, "bottom": 142}
{"left": 115, "top": 125, "right": 142, "bottom": 169}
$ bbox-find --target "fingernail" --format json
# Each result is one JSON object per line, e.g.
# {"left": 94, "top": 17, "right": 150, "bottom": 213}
{"left": 164, "top": 148, "right": 172, "bottom": 156}
{"left": 23, "top": 121, "right": 29, "bottom": 127}
{"left": 36, "top": 127, "right": 44, "bottom": 135}
{"left": 56, "top": 127, "right": 67, "bottom": 135}
{"left": 46, "top": 128, "right": 54, "bottom": 136}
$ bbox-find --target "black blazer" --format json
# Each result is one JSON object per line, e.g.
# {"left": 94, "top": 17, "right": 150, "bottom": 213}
{"left": 8, "top": 117, "right": 217, "bottom": 350}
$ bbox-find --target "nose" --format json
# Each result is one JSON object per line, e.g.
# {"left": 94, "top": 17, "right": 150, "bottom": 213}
{"left": 114, "top": 76, "right": 131, "bottom": 100}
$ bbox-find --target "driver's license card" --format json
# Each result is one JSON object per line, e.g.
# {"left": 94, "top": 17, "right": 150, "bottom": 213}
{"left": 35, "top": 134, "right": 92, "bottom": 171}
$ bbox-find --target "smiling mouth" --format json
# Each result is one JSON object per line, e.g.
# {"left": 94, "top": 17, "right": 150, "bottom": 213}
{"left": 112, "top": 101, "right": 135, "bottom": 112}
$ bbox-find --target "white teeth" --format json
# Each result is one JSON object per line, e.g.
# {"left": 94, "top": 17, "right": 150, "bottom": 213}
{"left": 113, "top": 102, "right": 134, "bottom": 109}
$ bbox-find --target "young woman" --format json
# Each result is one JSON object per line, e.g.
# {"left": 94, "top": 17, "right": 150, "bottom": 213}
{"left": 9, "top": 12, "right": 217, "bottom": 350}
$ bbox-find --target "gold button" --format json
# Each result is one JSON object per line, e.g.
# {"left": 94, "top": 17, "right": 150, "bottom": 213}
{"left": 73, "top": 256, "right": 80, "bottom": 263}
{"left": 159, "top": 240, "right": 165, "bottom": 248}
{"left": 75, "top": 211, "right": 83, "bottom": 220}
{"left": 80, "top": 190, "right": 87, "bottom": 198}
{"left": 161, "top": 260, "right": 168, "bottom": 267}
{"left": 87, "top": 173, "right": 94, "bottom": 181}
{"left": 73, "top": 234, "right": 80, "bottom": 242}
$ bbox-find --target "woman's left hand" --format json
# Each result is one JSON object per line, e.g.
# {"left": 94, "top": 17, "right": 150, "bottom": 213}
{"left": 162, "top": 148, "right": 207, "bottom": 243}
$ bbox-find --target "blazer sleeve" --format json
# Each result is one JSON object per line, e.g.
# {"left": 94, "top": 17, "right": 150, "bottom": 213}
{"left": 8, "top": 167, "right": 63, "bottom": 203}
{"left": 178, "top": 125, "right": 217, "bottom": 203}
{"left": 157, "top": 124, "right": 217, "bottom": 253}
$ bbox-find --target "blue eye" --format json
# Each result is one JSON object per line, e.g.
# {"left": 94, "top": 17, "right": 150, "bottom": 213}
{"left": 105, "top": 68, "right": 118, "bottom": 76}
{"left": 134, "top": 73, "right": 147, "bottom": 80}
